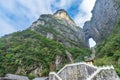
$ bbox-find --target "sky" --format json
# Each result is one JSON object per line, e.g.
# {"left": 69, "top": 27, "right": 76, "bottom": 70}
{"left": 0, "top": 0, "right": 96, "bottom": 47}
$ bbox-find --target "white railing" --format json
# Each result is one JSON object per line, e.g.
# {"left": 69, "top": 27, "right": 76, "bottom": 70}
{"left": 49, "top": 72, "right": 62, "bottom": 80}
{"left": 87, "top": 65, "right": 114, "bottom": 80}
{"left": 57, "top": 62, "right": 97, "bottom": 74}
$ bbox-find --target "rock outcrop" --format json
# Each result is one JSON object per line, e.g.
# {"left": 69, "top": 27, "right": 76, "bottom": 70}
{"left": 53, "top": 9, "right": 75, "bottom": 26}
{"left": 83, "top": 0, "right": 120, "bottom": 46}
{"left": 5, "top": 74, "right": 29, "bottom": 80}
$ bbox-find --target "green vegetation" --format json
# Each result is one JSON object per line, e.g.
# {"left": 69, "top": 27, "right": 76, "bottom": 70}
{"left": 95, "top": 16, "right": 120, "bottom": 76}
{"left": 0, "top": 29, "right": 90, "bottom": 77}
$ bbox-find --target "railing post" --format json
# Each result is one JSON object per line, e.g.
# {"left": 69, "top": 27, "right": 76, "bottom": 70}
{"left": 49, "top": 72, "right": 53, "bottom": 80}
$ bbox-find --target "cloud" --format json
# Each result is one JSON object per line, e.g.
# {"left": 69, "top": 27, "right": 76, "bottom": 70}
{"left": 0, "top": 0, "right": 54, "bottom": 37}
{"left": 74, "top": 0, "right": 96, "bottom": 28}
{"left": 0, "top": 18, "right": 16, "bottom": 37}
{"left": 52, "top": 0, "right": 72, "bottom": 10}
{"left": 80, "top": 0, "right": 96, "bottom": 13}
{"left": 16, "top": 0, "right": 54, "bottom": 19}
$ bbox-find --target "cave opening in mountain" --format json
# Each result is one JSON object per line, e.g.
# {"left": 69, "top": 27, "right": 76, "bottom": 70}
{"left": 89, "top": 38, "right": 96, "bottom": 48}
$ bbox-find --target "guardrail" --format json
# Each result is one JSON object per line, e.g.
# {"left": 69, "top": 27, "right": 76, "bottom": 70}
{"left": 87, "top": 65, "right": 114, "bottom": 80}
{"left": 49, "top": 72, "right": 62, "bottom": 80}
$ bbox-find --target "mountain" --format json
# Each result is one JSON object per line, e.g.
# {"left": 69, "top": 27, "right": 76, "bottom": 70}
{"left": 0, "top": 9, "right": 90, "bottom": 78}
{"left": 30, "top": 9, "right": 85, "bottom": 48}
{"left": 82, "top": 0, "right": 120, "bottom": 76}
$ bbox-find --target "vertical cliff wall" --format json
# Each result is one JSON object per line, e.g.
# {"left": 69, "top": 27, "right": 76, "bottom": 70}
{"left": 83, "top": 0, "right": 120, "bottom": 46}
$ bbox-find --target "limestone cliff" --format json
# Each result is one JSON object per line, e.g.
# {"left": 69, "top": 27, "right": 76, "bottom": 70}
{"left": 83, "top": 0, "right": 120, "bottom": 46}
{"left": 53, "top": 9, "right": 75, "bottom": 26}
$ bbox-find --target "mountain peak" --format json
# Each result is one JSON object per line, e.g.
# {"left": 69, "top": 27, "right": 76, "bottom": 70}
{"left": 53, "top": 9, "right": 75, "bottom": 25}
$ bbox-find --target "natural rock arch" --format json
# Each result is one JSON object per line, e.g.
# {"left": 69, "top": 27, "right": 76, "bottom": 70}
{"left": 84, "top": 34, "right": 96, "bottom": 47}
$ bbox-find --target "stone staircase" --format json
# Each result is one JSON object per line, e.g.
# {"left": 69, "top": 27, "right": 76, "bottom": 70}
{"left": 86, "top": 66, "right": 114, "bottom": 80}
{"left": 49, "top": 62, "right": 120, "bottom": 80}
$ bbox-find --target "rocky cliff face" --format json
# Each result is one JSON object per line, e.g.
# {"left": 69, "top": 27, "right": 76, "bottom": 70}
{"left": 83, "top": 0, "right": 120, "bottom": 46}
{"left": 30, "top": 9, "right": 85, "bottom": 47}
{"left": 53, "top": 9, "right": 75, "bottom": 26}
